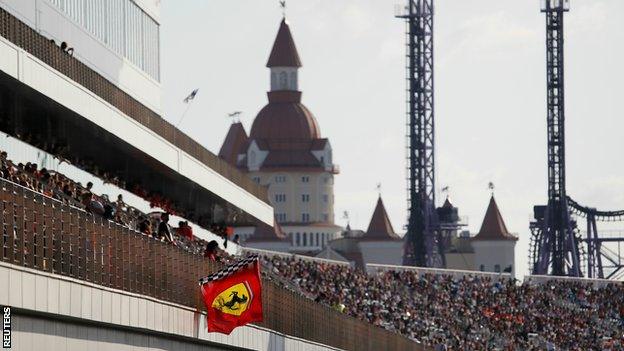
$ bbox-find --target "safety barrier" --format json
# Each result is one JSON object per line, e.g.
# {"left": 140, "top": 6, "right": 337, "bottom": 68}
{"left": 366, "top": 263, "right": 512, "bottom": 281}
{"left": 0, "top": 179, "right": 421, "bottom": 351}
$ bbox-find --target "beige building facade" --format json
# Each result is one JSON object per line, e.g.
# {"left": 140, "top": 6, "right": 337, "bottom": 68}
{"left": 218, "top": 18, "right": 342, "bottom": 251}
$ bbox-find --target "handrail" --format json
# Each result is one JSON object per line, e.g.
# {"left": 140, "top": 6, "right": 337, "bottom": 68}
{"left": 366, "top": 263, "right": 512, "bottom": 280}
{"left": 0, "top": 179, "right": 420, "bottom": 351}
{"left": 243, "top": 247, "right": 353, "bottom": 266}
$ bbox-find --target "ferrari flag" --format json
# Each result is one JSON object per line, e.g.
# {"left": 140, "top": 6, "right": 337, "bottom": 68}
{"left": 199, "top": 255, "right": 263, "bottom": 334}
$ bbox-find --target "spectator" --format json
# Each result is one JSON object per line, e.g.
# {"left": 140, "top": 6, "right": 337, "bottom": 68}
{"left": 157, "top": 212, "right": 174, "bottom": 243}
{"left": 232, "top": 234, "right": 240, "bottom": 245}
{"left": 138, "top": 219, "right": 152, "bottom": 236}
{"left": 260, "top": 254, "right": 624, "bottom": 350}
{"left": 82, "top": 192, "right": 105, "bottom": 215}
{"left": 177, "top": 221, "right": 194, "bottom": 240}
{"left": 204, "top": 240, "right": 219, "bottom": 261}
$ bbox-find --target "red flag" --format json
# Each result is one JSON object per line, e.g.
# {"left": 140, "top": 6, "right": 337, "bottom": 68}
{"left": 199, "top": 255, "right": 263, "bottom": 334}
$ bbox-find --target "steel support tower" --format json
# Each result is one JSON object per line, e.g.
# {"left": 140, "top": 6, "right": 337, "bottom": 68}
{"left": 396, "top": 1, "right": 442, "bottom": 267}
{"left": 531, "top": 0, "right": 582, "bottom": 276}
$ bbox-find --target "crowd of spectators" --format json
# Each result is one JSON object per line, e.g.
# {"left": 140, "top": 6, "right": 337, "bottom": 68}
{"left": 4, "top": 147, "right": 623, "bottom": 350}
{"left": 261, "top": 255, "right": 624, "bottom": 350}
{"left": 0, "top": 148, "right": 231, "bottom": 258}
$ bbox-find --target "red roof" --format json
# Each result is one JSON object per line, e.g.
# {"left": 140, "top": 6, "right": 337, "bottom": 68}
{"left": 261, "top": 150, "right": 322, "bottom": 169}
{"left": 442, "top": 197, "right": 454, "bottom": 209}
{"left": 218, "top": 122, "right": 248, "bottom": 166}
{"left": 267, "top": 18, "right": 302, "bottom": 68}
{"left": 361, "top": 197, "right": 401, "bottom": 241}
{"left": 249, "top": 94, "right": 321, "bottom": 141}
{"left": 472, "top": 196, "right": 518, "bottom": 241}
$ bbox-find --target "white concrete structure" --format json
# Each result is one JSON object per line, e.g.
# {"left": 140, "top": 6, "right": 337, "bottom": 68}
{"left": 0, "top": 22, "right": 273, "bottom": 226}
{"left": 0, "top": 262, "right": 340, "bottom": 351}
{"left": 0, "top": 0, "right": 162, "bottom": 114}
{"left": 471, "top": 196, "right": 518, "bottom": 276}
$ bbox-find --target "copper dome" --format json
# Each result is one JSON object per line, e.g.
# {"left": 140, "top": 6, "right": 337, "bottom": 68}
{"left": 249, "top": 91, "right": 321, "bottom": 141}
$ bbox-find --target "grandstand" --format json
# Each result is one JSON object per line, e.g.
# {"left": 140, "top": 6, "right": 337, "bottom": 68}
{"left": 1, "top": 1, "right": 623, "bottom": 351}
{"left": 0, "top": 1, "right": 418, "bottom": 350}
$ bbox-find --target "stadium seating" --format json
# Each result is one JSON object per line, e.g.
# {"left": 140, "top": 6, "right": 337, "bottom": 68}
{"left": 3, "top": 148, "right": 623, "bottom": 350}
{"left": 260, "top": 253, "right": 624, "bottom": 350}
{"left": 0, "top": 148, "right": 216, "bottom": 257}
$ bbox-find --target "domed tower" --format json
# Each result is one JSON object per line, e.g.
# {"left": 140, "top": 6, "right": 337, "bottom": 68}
{"left": 219, "top": 17, "right": 341, "bottom": 253}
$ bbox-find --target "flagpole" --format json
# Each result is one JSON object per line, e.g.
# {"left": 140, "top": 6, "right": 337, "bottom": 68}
{"left": 176, "top": 102, "right": 193, "bottom": 128}
{"left": 174, "top": 89, "right": 199, "bottom": 144}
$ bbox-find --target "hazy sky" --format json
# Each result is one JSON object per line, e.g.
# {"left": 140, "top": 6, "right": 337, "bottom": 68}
{"left": 161, "top": 1, "right": 624, "bottom": 276}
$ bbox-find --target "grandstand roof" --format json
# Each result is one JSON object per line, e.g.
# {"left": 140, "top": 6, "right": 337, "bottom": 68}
{"left": 218, "top": 122, "right": 248, "bottom": 166}
{"left": 267, "top": 18, "right": 302, "bottom": 68}
{"left": 472, "top": 196, "right": 518, "bottom": 241}
{"left": 361, "top": 196, "right": 401, "bottom": 241}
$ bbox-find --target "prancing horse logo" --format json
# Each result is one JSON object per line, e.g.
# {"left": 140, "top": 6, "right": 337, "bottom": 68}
{"left": 212, "top": 282, "right": 253, "bottom": 316}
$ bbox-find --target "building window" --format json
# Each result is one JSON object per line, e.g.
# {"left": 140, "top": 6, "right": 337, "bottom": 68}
{"left": 315, "top": 233, "right": 320, "bottom": 246}
{"left": 301, "top": 194, "right": 310, "bottom": 203}
{"left": 274, "top": 194, "right": 286, "bottom": 203}
{"left": 302, "top": 213, "right": 310, "bottom": 223}
{"left": 322, "top": 194, "right": 329, "bottom": 203}
{"left": 303, "top": 232, "right": 307, "bottom": 246}
{"left": 301, "top": 176, "right": 310, "bottom": 183}
{"left": 275, "top": 175, "right": 286, "bottom": 183}
{"left": 322, "top": 213, "right": 329, "bottom": 222}
{"left": 290, "top": 71, "right": 297, "bottom": 89}
{"left": 279, "top": 71, "right": 288, "bottom": 88}
{"left": 296, "top": 233, "right": 300, "bottom": 246}
{"left": 276, "top": 213, "right": 287, "bottom": 222}
{"left": 494, "top": 264, "right": 501, "bottom": 273}
{"left": 480, "top": 265, "right": 485, "bottom": 272}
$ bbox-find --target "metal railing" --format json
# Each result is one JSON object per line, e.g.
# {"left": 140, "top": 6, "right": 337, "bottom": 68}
{"left": 0, "top": 7, "right": 267, "bottom": 204}
{"left": 0, "top": 179, "right": 421, "bottom": 351}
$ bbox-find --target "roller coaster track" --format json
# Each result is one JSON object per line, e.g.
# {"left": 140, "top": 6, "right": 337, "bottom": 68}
{"left": 567, "top": 197, "right": 624, "bottom": 221}
{"left": 564, "top": 196, "right": 624, "bottom": 279}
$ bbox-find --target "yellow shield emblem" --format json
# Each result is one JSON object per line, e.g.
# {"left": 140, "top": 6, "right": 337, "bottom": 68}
{"left": 211, "top": 282, "right": 252, "bottom": 316}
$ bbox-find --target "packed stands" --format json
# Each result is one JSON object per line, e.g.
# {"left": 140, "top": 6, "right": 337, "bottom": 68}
{"left": 260, "top": 253, "right": 624, "bottom": 350}
{"left": 0, "top": 177, "right": 418, "bottom": 350}
{"left": 0, "top": 148, "right": 226, "bottom": 257}
{"left": 3, "top": 148, "right": 623, "bottom": 350}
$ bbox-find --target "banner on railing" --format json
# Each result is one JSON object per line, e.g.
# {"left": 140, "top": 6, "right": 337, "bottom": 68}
{"left": 198, "top": 255, "right": 263, "bottom": 334}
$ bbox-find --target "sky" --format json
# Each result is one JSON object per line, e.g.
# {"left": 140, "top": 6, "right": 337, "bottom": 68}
{"left": 161, "top": 0, "right": 624, "bottom": 276}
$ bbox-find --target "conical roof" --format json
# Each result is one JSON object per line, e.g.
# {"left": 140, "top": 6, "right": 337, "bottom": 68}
{"left": 442, "top": 197, "right": 454, "bottom": 209}
{"left": 266, "top": 18, "right": 302, "bottom": 68}
{"left": 218, "top": 122, "right": 248, "bottom": 166}
{"left": 472, "top": 196, "right": 517, "bottom": 241}
{"left": 361, "top": 197, "right": 400, "bottom": 241}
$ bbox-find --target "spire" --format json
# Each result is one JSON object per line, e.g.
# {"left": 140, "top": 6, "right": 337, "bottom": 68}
{"left": 472, "top": 196, "right": 517, "bottom": 241}
{"left": 361, "top": 197, "right": 400, "bottom": 241}
{"left": 267, "top": 18, "right": 302, "bottom": 68}
{"left": 218, "top": 122, "right": 248, "bottom": 166}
